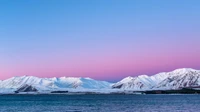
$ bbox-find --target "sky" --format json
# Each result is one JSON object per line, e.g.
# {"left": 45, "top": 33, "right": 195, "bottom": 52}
{"left": 0, "top": 0, "right": 200, "bottom": 82}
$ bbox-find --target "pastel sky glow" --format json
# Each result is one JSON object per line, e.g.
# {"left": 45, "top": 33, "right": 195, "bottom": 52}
{"left": 1, "top": 0, "right": 200, "bottom": 81}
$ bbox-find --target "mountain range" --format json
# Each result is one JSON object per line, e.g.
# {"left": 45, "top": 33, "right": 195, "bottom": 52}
{"left": 1, "top": 68, "right": 200, "bottom": 94}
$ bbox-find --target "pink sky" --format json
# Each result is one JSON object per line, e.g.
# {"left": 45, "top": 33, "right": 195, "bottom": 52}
{"left": 1, "top": 0, "right": 200, "bottom": 81}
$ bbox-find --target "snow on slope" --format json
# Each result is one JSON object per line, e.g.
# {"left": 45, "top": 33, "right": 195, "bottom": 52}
{"left": 112, "top": 68, "right": 200, "bottom": 91}
{"left": 0, "top": 76, "right": 113, "bottom": 93}
{"left": 112, "top": 75, "right": 154, "bottom": 90}
{"left": 0, "top": 68, "right": 200, "bottom": 93}
{"left": 154, "top": 68, "right": 200, "bottom": 90}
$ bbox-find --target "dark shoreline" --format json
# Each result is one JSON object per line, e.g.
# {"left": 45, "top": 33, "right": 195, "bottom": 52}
{"left": 1, "top": 88, "right": 200, "bottom": 95}
{"left": 144, "top": 88, "right": 200, "bottom": 94}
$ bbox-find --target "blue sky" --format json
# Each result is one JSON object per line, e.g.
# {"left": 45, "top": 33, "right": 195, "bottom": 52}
{"left": 0, "top": 0, "right": 200, "bottom": 81}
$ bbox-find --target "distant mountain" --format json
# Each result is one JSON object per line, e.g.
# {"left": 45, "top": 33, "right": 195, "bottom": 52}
{"left": 112, "top": 75, "right": 154, "bottom": 90}
{"left": 154, "top": 68, "right": 200, "bottom": 90}
{"left": 0, "top": 76, "right": 112, "bottom": 93}
{"left": 113, "top": 68, "right": 200, "bottom": 91}
{"left": 0, "top": 68, "right": 200, "bottom": 94}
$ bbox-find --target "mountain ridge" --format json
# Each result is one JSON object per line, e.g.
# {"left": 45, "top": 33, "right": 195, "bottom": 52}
{"left": 0, "top": 68, "right": 200, "bottom": 94}
{"left": 113, "top": 68, "right": 200, "bottom": 91}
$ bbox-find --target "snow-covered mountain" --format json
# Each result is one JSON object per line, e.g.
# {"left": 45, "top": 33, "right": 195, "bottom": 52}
{"left": 0, "top": 68, "right": 200, "bottom": 94}
{"left": 112, "top": 68, "right": 200, "bottom": 91}
{"left": 112, "top": 75, "right": 154, "bottom": 91}
{"left": 0, "top": 76, "right": 113, "bottom": 93}
{"left": 154, "top": 68, "right": 200, "bottom": 90}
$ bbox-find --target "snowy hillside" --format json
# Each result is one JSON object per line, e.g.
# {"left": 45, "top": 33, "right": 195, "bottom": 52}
{"left": 0, "top": 76, "right": 113, "bottom": 93}
{"left": 112, "top": 75, "right": 154, "bottom": 90}
{"left": 112, "top": 68, "right": 200, "bottom": 91}
{"left": 0, "top": 68, "right": 200, "bottom": 94}
{"left": 154, "top": 68, "right": 200, "bottom": 90}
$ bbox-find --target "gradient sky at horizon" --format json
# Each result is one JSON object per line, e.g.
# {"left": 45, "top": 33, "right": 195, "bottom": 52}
{"left": 0, "top": 0, "right": 200, "bottom": 81}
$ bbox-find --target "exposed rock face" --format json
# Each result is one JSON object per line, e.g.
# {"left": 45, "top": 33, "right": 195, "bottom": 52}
{"left": 15, "top": 84, "right": 38, "bottom": 93}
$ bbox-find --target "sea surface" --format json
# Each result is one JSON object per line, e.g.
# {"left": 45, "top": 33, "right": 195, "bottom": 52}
{"left": 0, "top": 94, "right": 199, "bottom": 112}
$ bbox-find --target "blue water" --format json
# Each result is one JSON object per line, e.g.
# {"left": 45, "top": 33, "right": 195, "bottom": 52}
{"left": 0, "top": 94, "right": 200, "bottom": 112}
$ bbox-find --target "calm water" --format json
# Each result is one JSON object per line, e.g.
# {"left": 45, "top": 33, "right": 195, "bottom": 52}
{"left": 0, "top": 94, "right": 199, "bottom": 112}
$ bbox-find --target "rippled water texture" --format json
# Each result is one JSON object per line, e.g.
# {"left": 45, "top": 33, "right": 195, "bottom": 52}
{"left": 0, "top": 94, "right": 200, "bottom": 112}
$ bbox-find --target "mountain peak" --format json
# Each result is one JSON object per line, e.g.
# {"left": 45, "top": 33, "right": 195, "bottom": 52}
{"left": 121, "top": 76, "right": 134, "bottom": 82}
{"left": 0, "top": 76, "right": 112, "bottom": 92}
{"left": 1, "top": 68, "right": 200, "bottom": 93}
{"left": 113, "top": 68, "right": 200, "bottom": 90}
{"left": 172, "top": 68, "right": 197, "bottom": 74}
